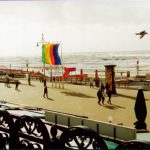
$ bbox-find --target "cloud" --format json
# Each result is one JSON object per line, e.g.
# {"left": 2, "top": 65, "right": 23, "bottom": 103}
{"left": 0, "top": 0, "right": 150, "bottom": 57}
{"left": 1, "top": 0, "right": 150, "bottom": 25}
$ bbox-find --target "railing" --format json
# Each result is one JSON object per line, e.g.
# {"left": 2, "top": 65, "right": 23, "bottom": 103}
{"left": 0, "top": 110, "right": 109, "bottom": 149}
{"left": 45, "top": 110, "right": 136, "bottom": 142}
{"left": 0, "top": 105, "right": 150, "bottom": 149}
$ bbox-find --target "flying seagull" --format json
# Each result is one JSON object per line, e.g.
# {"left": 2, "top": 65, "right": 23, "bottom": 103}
{"left": 135, "top": 30, "right": 148, "bottom": 39}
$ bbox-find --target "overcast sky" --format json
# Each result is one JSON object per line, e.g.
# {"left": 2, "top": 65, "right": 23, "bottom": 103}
{"left": 0, "top": 0, "right": 150, "bottom": 57}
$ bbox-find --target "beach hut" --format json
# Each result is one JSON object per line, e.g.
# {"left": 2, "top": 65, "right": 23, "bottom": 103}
{"left": 31, "top": 72, "right": 45, "bottom": 81}
{"left": 105, "top": 65, "right": 116, "bottom": 94}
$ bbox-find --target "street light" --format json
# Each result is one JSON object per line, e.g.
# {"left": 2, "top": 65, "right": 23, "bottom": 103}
{"left": 36, "top": 33, "right": 48, "bottom": 47}
{"left": 10, "top": 64, "right": 11, "bottom": 75}
{"left": 26, "top": 60, "right": 29, "bottom": 72}
{"left": 108, "top": 116, "right": 113, "bottom": 123}
{"left": 36, "top": 33, "right": 48, "bottom": 76}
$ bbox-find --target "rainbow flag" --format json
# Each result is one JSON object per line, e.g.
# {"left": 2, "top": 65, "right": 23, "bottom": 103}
{"left": 42, "top": 43, "right": 61, "bottom": 65}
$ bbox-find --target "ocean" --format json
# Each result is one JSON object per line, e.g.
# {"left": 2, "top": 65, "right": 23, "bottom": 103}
{"left": 0, "top": 50, "right": 150, "bottom": 77}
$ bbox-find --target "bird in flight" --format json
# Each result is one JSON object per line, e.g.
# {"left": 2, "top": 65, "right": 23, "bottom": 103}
{"left": 135, "top": 30, "right": 148, "bottom": 39}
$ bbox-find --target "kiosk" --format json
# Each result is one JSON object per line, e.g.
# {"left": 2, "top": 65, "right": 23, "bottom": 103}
{"left": 105, "top": 65, "right": 116, "bottom": 94}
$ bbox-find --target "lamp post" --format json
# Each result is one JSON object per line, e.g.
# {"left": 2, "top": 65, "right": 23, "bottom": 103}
{"left": 108, "top": 116, "right": 113, "bottom": 123}
{"left": 10, "top": 64, "right": 11, "bottom": 75}
{"left": 37, "top": 33, "right": 48, "bottom": 76}
{"left": 37, "top": 34, "right": 64, "bottom": 89}
{"left": 26, "top": 60, "right": 29, "bottom": 72}
{"left": 60, "top": 41, "right": 64, "bottom": 89}
{"left": 137, "top": 60, "right": 139, "bottom": 76}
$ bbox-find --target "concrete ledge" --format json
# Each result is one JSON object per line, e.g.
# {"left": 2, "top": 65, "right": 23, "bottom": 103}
{"left": 45, "top": 111, "right": 136, "bottom": 141}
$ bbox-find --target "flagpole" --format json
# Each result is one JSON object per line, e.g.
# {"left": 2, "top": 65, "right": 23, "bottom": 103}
{"left": 37, "top": 35, "right": 63, "bottom": 88}
{"left": 37, "top": 33, "right": 47, "bottom": 76}
{"left": 42, "top": 34, "right": 45, "bottom": 76}
{"left": 60, "top": 41, "right": 63, "bottom": 64}
{"left": 60, "top": 41, "right": 64, "bottom": 89}
{"left": 51, "top": 66, "right": 53, "bottom": 87}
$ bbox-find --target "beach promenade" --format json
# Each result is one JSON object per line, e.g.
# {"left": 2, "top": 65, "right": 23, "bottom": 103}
{"left": 0, "top": 79, "right": 150, "bottom": 130}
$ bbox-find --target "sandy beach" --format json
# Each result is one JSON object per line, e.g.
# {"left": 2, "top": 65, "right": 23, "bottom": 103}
{"left": 0, "top": 79, "right": 150, "bottom": 131}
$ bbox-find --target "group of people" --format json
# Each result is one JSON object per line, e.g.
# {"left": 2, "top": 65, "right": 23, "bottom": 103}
{"left": 97, "top": 82, "right": 112, "bottom": 105}
{"left": 90, "top": 77, "right": 100, "bottom": 88}
{"left": 4, "top": 74, "right": 20, "bottom": 90}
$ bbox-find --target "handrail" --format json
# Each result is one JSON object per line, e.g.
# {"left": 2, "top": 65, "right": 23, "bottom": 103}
{"left": 1, "top": 109, "right": 150, "bottom": 149}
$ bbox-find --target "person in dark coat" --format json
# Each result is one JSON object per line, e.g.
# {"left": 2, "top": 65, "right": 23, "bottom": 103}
{"left": 89, "top": 78, "right": 94, "bottom": 88}
{"left": 15, "top": 80, "right": 20, "bottom": 90}
{"left": 95, "top": 77, "right": 100, "bottom": 87}
{"left": 105, "top": 82, "right": 110, "bottom": 91}
{"left": 43, "top": 85, "right": 48, "bottom": 98}
{"left": 105, "top": 82, "right": 112, "bottom": 104}
{"left": 101, "top": 83, "right": 105, "bottom": 104}
{"left": 97, "top": 88, "right": 102, "bottom": 105}
{"left": 101, "top": 83, "right": 105, "bottom": 91}
{"left": 43, "top": 78, "right": 47, "bottom": 87}
{"left": 28, "top": 74, "right": 31, "bottom": 85}
{"left": 6, "top": 77, "right": 10, "bottom": 88}
{"left": 107, "top": 89, "right": 112, "bottom": 104}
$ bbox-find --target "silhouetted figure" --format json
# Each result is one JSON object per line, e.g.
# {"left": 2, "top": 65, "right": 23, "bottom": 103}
{"left": 101, "top": 83, "right": 105, "bottom": 91}
{"left": 90, "top": 79, "right": 94, "bottom": 88}
{"left": 43, "top": 85, "right": 48, "bottom": 98}
{"left": 105, "top": 82, "right": 109, "bottom": 93}
{"left": 4, "top": 77, "right": 7, "bottom": 86}
{"left": 135, "top": 30, "right": 148, "bottom": 39}
{"left": 28, "top": 74, "right": 31, "bottom": 85}
{"left": 95, "top": 77, "right": 100, "bottom": 87}
{"left": 107, "top": 89, "right": 112, "bottom": 104}
{"left": 101, "top": 83, "right": 105, "bottom": 104}
{"left": 97, "top": 88, "right": 102, "bottom": 105}
{"left": 105, "top": 83, "right": 112, "bottom": 104}
{"left": 43, "top": 78, "right": 47, "bottom": 86}
{"left": 15, "top": 80, "right": 20, "bottom": 90}
{"left": 6, "top": 77, "right": 10, "bottom": 88}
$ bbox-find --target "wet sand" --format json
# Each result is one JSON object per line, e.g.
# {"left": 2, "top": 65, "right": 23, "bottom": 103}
{"left": 0, "top": 79, "right": 150, "bottom": 130}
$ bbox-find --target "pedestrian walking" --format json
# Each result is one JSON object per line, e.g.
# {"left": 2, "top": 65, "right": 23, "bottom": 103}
{"left": 101, "top": 83, "right": 105, "bottom": 91}
{"left": 95, "top": 77, "right": 100, "bottom": 87}
{"left": 107, "top": 89, "right": 112, "bottom": 104}
{"left": 43, "top": 85, "right": 48, "bottom": 98}
{"left": 97, "top": 88, "right": 102, "bottom": 105}
{"left": 101, "top": 83, "right": 105, "bottom": 104}
{"left": 28, "top": 74, "right": 31, "bottom": 85}
{"left": 15, "top": 80, "right": 20, "bottom": 90}
{"left": 43, "top": 78, "right": 47, "bottom": 87}
{"left": 105, "top": 82, "right": 112, "bottom": 104}
{"left": 6, "top": 77, "right": 10, "bottom": 88}
{"left": 89, "top": 78, "right": 94, "bottom": 88}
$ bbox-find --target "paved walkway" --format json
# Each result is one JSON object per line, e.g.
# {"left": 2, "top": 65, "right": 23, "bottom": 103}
{"left": 0, "top": 80, "right": 150, "bottom": 130}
